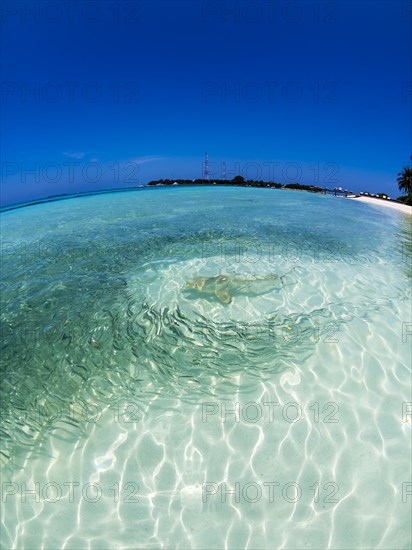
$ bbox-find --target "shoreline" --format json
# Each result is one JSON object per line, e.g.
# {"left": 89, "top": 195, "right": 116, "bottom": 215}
{"left": 2, "top": 184, "right": 411, "bottom": 215}
{"left": 347, "top": 195, "right": 412, "bottom": 215}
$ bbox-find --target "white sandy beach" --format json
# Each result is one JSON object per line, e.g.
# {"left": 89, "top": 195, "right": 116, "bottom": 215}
{"left": 348, "top": 195, "right": 412, "bottom": 215}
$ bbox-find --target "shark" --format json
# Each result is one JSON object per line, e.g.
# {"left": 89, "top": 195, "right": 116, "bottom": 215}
{"left": 182, "top": 272, "right": 290, "bottom": 305}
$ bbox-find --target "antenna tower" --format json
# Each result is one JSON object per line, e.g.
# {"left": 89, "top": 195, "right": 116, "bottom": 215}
{"left": 203, "top": 152, "right": 209, "bottom": 180}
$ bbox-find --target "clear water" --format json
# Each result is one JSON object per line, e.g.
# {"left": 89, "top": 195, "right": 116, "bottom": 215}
{"left": 1, "top": 187, "right": 411, "bottom": 549}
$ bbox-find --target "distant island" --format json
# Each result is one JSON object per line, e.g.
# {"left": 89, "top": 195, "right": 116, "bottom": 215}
{"left": 147, "top": 163, "right": 412, "bottom": 207}
{"left": 148, "top": 175, "right": 327, "bottom": 193}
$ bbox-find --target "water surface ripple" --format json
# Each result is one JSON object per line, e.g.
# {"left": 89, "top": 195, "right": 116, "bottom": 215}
{"left": 1, "top": 187, "right": 411, "bottom": 549}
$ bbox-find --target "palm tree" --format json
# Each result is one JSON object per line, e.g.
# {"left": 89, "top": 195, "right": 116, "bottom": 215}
{"left": 397, "top": 156, "right": 412, "bottom": 194}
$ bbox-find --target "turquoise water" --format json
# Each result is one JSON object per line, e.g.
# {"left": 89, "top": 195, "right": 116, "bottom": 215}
{"left": 1, "top": 186, "right": 411, "bottom": 549}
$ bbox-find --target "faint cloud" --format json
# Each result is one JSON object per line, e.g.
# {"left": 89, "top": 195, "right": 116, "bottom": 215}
{"left": 63, "top": 151, "right": 86, "bottom": 159}
{"left": 130, "top": 155, "right": 167, "bottom": 165}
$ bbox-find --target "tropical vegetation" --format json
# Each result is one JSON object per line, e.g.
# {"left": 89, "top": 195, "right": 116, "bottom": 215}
{"left": 397, "top": 156, "right": 412, "bottom": 205}
{"left": 147, "top": 176, "right": 323, "bottom": 193}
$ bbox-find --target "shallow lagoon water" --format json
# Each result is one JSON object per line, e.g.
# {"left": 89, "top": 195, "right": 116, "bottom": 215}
{"left": 1, "top": 187, "right": 411, "bottom": 549}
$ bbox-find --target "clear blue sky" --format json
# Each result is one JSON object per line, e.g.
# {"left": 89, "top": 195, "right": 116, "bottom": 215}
{"left": 1, "top": 0, "right": 411, "bottom": 206}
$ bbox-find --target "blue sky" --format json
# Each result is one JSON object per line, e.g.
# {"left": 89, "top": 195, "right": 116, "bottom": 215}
{"left": 1, "top": 0, "right": 411, "bottom": 206}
